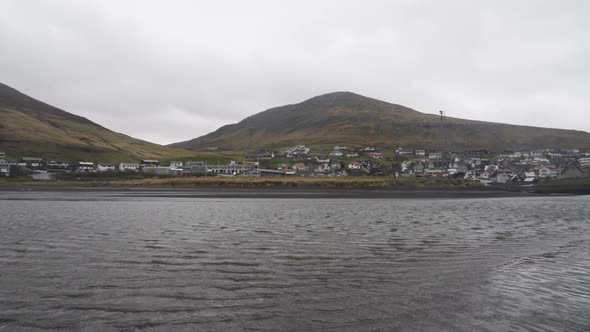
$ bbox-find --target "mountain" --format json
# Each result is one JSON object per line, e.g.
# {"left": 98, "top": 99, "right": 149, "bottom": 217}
{"left": 0, "top": 82, "right": 190, "bottom": 161}
{"left": 170, "top": 92, "right": 590, "bottom": 152}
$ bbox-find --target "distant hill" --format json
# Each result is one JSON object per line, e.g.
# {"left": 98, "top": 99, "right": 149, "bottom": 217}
{"left": 0, "top": 82, "right": 191, "bottom": 161}
{"left": 170, "top": 92, "right": 590, "bottom": 152}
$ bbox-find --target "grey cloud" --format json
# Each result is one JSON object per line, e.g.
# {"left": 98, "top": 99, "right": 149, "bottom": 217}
{"left": 1, "top": 0, "right": 589, "bottom": 144}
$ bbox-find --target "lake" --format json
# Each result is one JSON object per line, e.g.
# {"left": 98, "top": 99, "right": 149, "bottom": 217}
{"left": 1, "top": 190, "right": 589, "bottom": 331}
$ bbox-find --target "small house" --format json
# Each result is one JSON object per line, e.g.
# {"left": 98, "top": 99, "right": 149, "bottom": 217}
{"left": 21, "top": 157, "right": 44, "bottom": 169}
{"left": 346, "top": 152, "right": 359, "bottom": 158}
{"left": 292, "top": 162, "right": 308, "bottom": 172}
{"left": 77, "top": 161, "right": 96, "bottom": 173}
{"left": 169, "top": 161, "right": 184, "bottom": 169}
{"left": 97, "top": 163, "right": 116, "bottom": 172}
{"left": 47, "top": 160, "right": 71, "bottom": 171}
{"left": 329, "top": 151, "right": 343, "bottom": 157}
{"left": 428, "top": 152, "right": 443, "bottom": 160}
{"left": 368, "top": 152, "right": 383, "bottom": 159}
{"left": 348, "top": 161, "right": 361, "bottom": 170}
{"left": 140, "top": 160, "right": 160, "bottom": 168}
{"left": 119, "top": 163, "right": 140, "bottom": 172}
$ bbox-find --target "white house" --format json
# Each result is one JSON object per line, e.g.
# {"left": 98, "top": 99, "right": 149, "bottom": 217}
{"left": 119, "top": 163, "right": 140, "bottom": 172}
{"left": 348, "top": 161, "right": 361, "bottom": 170}
{"left": 346, "top": 152, "right": 359, "bottom": 158}
{"left": 329, "top": 151, "right": 343, "bottom": 157}
{"left": 97, "top": 163, "right": 116, "bottom": 172}
{"left": 538, "top": 166, "right": 559, "bottom": 178}
{"left": 169, "top": 161, "right": 184, "bottom": 169}
{"left": 77, "top": 161, "right": 96, "bottom": 173}
{"left": 428, "top": 152, "right": 443, "bottom": 160}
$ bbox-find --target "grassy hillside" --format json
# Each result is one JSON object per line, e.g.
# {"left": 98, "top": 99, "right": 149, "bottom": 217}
{"left": 0, "top": 82, "right": 221, "bottom": 162}
{"left": 170, "top": 92, "right": 590, "bottom": 151}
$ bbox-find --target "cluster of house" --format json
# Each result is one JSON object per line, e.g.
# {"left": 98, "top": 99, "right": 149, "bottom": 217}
{"left": 244, "top": 145, "right": 590, "bottom": 181}
{"left": 2, "top": 146, "right": 589, "bottom": 182}
{"left": 0, "top": 153, "right": 283, "bottom": 179}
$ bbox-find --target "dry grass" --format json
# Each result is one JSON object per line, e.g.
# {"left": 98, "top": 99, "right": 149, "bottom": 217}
{"left": 1, "top": 176, "right": 482, "bottom": 189}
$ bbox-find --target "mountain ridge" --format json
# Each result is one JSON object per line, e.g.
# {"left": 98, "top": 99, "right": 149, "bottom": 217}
{"left": 170, "top": 91, "right": 590, "bottom": 151}
{"left": 0, "top": 82, "right": 192, "bottom": 161}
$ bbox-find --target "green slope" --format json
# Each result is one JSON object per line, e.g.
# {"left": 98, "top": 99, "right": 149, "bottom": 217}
{"left": 170, "top": 92, "right": 590, "bottom": 152}
{"left": 0, "top": 82, "right": 202, "bottom": 162}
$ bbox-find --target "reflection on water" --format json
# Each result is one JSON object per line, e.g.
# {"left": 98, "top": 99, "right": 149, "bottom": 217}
{"left": 0, "top": 192, "right": 589, "bottom": 331}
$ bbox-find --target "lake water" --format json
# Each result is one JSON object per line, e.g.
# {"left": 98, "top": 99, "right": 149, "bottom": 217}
{"left": 1, "top": 190, "right": 589, "bottom": 331}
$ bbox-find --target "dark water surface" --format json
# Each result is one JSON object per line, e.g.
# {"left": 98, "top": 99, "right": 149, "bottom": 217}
{"left": 1, "top": 191, "right": 589, "bottom": 331}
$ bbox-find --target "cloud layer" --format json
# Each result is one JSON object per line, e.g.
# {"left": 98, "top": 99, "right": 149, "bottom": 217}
{"left": 1, "top": 0, "right": 589, "bottom": 144}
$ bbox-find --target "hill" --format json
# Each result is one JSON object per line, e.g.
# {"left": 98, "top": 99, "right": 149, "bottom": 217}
{"left": 0, "top": 82, "right": 197, "bottom": 162}
{"left": 170, "top": 92, "right": 590, "bottom": 152}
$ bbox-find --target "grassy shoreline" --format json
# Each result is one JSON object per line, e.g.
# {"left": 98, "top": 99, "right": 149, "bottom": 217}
{"left": 0, "top": 176, "right": 485, "bottom": 190}
{"left": 1, "top": 176, "right": 587, "bottom": 194}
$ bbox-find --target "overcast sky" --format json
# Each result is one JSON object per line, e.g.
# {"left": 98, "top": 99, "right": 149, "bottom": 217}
{"left": 1, "top": 1, "right": 589, "bottom": 144}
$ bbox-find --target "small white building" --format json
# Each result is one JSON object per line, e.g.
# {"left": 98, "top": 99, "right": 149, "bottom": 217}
{"left": 348, "top": 161, "right": 361, "bottom": 170}
{"left": 538, "top": 166, "right": 559, "bottom": 178}
{"left": 77, "top": 161, "right": 96, "bottom": 173}
{"left": 329, "top": 151, "right": 343, "bottom": 157}
{"left": 169, "top": 161, "right": 184, "bottom": 169}
{"left": 428, "top": 152, "right": 443, "bottom": 160}
{"left": 119, "top": 163, "right": 140, "bottom": 172}
{"left": 346, "top": 152, "right": 359, "bottom": 158}
{"left": 97, "top": 163, "right": 116, "bottom": 172}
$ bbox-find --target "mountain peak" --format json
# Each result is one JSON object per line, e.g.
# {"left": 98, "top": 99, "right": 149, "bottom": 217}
{"left": 301, "top": 91, "right": 381, "bottom": 107}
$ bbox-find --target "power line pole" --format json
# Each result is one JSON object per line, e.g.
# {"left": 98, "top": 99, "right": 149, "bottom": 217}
{"left": 439, "top": 110, "right": 445, "bottom": 153}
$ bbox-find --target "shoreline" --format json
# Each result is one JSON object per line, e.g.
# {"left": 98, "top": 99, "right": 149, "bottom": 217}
{"left": 0, "top": 185, "right": 554, "bottom": 199}
{"left": 1, "top": 176, "right": 587, "bottom": 198}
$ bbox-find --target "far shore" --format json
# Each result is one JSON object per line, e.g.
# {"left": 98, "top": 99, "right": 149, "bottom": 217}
{"left": 1, "top": 176, "right": 588, "bottom": 198}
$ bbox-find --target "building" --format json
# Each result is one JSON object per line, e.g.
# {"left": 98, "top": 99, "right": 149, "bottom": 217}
{"left": 21, "top": 157, "right": 44, "bottom": 169}
{"left": 77, "top": 161, "right": 96, "bottom": 173}
{"left": 96, "top": 163, "right": 116, "bottom": 172}
{"left": 415, "top": 150, "right": 426, "bottom": 156}
{"left": 395, "top": 147, "right": 413, "bottom": 156}
{"left": 0, "top": 157, "right": 17, "bottom": 177}
{"left": 238, "top": 168, "right": 285, "bottom": 177}
{"left": 183, "top": 161, "right": 207, "bottom": 174}
{"left": 119, "top": 163, "right": 140, "bottom": 172}
{"left": 368, "top": 152, "right": 383, "bottom": 159}
{"left": 348, "top": 161, "right": 361, "bottom": 170}
{"left": 46, "top": 160, "right": 71, "bottom": 172}
{"left": 169, "top": 161, "right": 184, "bottom": 169}
{"left": 495, "top": 173, "right": 512, "bottom": 184}
{"left": 538, "top": 166, "right": 559, "bottom": 178}
{"left": 140, "top": 160, "right": 160, "bottom": 168}
{"left": 208, "top": 161, "right": 254, "bottom": 175}
{"left": 292, "top": 162, "right": 308, "bottom": 172}
{"left": 143, "top": 166, "right": 174, "bottom": 176}
{"left": 329, "top": 151, "right": 343, "bottom": 157}
{"left": 428, "top": 152, "right": 443, "bottom": 160}
{"left": 346, "top": 152, "right": 359, "bottom": 158}
{"left": 413, "top": 165, "right": 424, "bottom": 175}
{"left": 314, "top": 155, "right": 330, "bottom": 163}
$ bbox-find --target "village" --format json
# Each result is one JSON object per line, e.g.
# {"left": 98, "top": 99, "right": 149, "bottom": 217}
{"left": 1, "top": 145, "right": 589, "bottom": 185}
